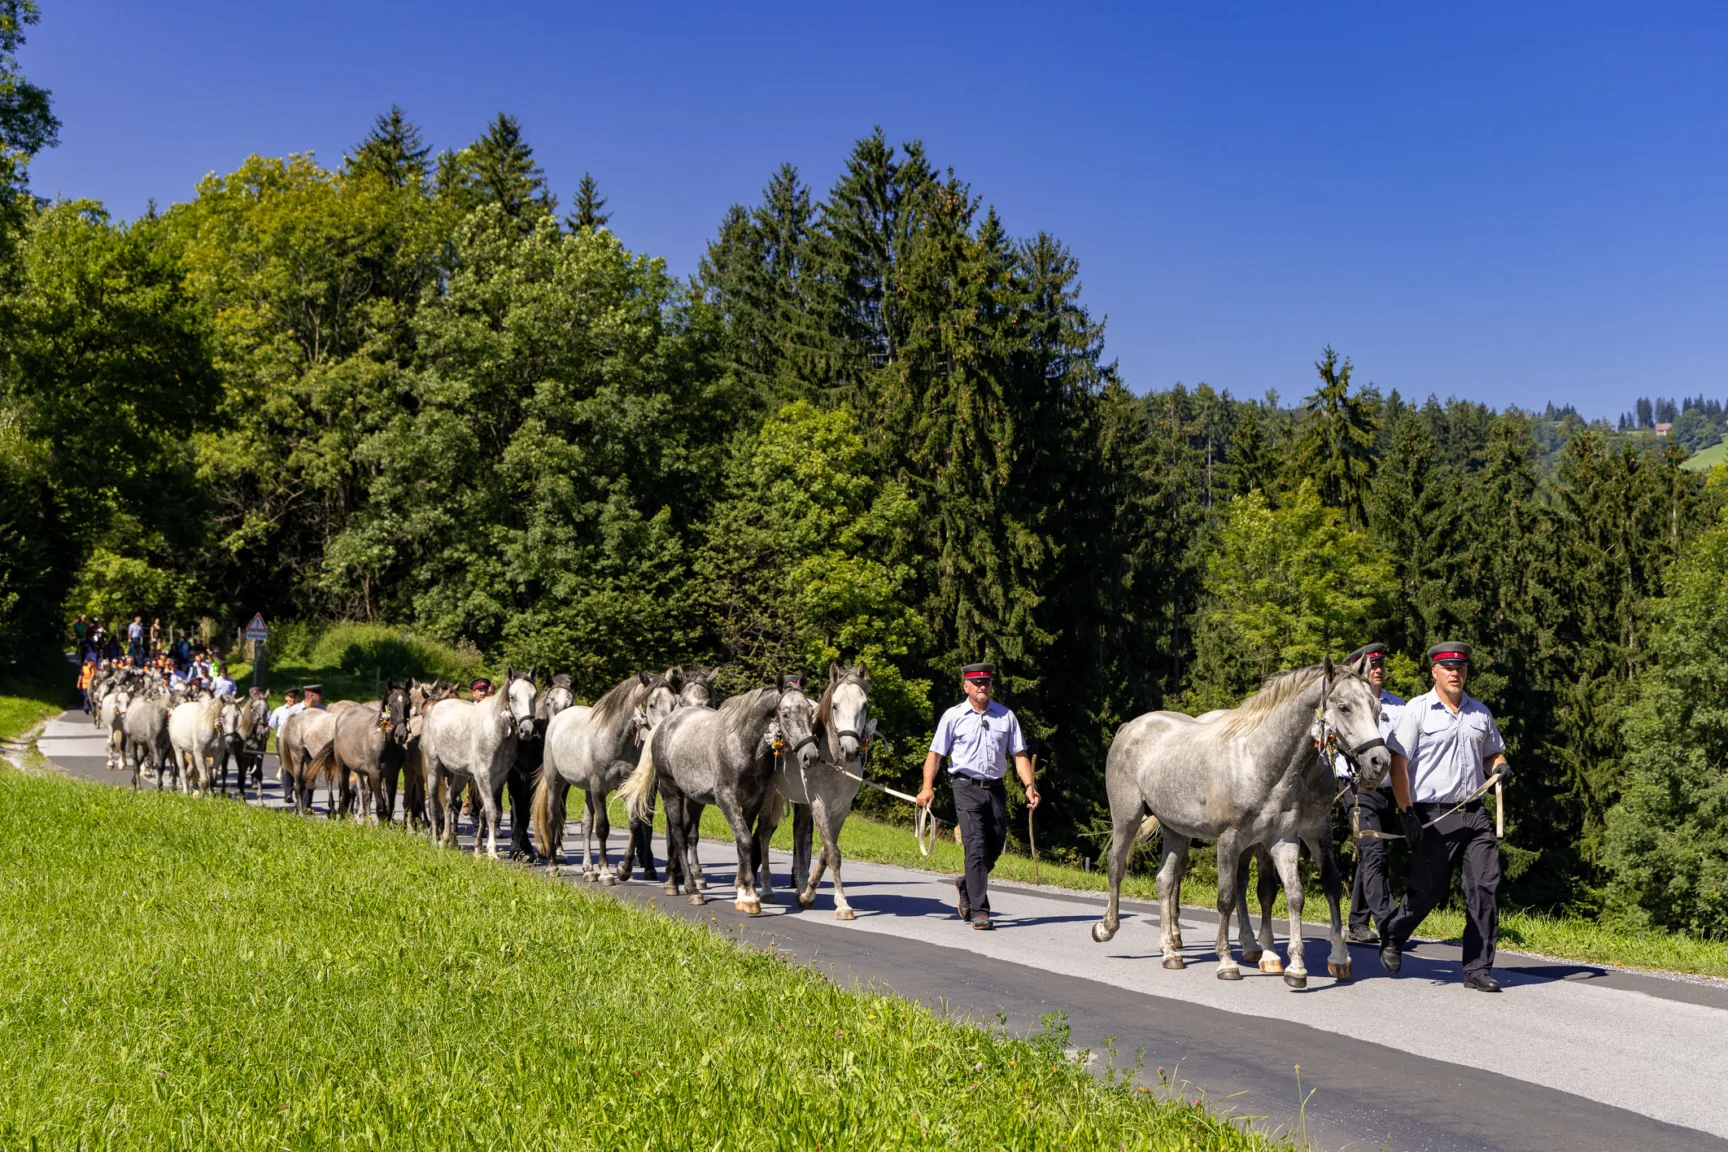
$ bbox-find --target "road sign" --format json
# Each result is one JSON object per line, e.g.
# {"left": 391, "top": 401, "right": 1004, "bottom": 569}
{"left": 244, "top": 612, "right": 268, "bottom": 641}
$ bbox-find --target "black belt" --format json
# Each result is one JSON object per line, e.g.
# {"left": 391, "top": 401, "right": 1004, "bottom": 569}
{"left": 951, "top": 773, "right": 1005, "bottom": 787}
{"left": 1412, "top": 799, "right": 1483, "bottom": 814}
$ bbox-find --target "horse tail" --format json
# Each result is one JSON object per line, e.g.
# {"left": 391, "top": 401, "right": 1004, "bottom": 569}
{"left": 531, "top": 767, "right": 566, "bottom": 864}
{"left": 617, "top": 729, "right": 659, "bottom": 823}
{"left": 765, "top": 785, "right": 784, "bottom": 829}
{"left": 1137, "top": 814, "right": 1161, "bottom": 842}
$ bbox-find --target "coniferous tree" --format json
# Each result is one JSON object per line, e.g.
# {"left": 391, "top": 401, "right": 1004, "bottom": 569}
{"left": 436, "top": 114, "right": 555, "bottom": 226}
{"left": 347, "top": 106, "right": 430, "bottom": 189}
{"left": 566, "top": 172, "right": 610, "bottom": 231}
{"left": 1293, "top": 346, "right": 1379, "bottom": 525}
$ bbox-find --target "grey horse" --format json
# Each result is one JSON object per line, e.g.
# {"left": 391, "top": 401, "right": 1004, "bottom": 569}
{"left": 1092, "top": 659, "right": 1390, "bottom": 988}
{"left": 637, "top": 667, "right": 719, "bottom": 889}
{"left": 280, "top": 702, "right": 362, "bottom": 816}
{"left": 324, "top": 683, "right": 412, "bottom": 823}
{"left": 121, "top": 693, "right": 174, "bottom": 791}
{"left": 531, "top": 670, "right": 679, "bottom": 882}
{"left": 619, "top": 677, "right": 818, "bottom": 915}
{"left": 754, "top": 662, "right": 873, "bottom": 919}
{"left": 222, "top": 692, "right": 271, "bottom": 800}
{"left": 421, "top": 668, "right": 536, "bottom": 856}
{"left": 395, "top": 679, "right": 456, "bottom": 829}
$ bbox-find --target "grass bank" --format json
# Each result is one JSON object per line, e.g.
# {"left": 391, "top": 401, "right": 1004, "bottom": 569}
{"left": 690, "top": 805, "right": 1728, "bottom": 980}
{"left": 0, "top": 768, "right": 1290, "bottom": 1151}
{"left": 0, "top": 653, "right": 74, "bottom": 743}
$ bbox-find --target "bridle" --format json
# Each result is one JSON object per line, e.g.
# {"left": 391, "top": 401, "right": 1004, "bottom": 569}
{"left": 1313, "top": 671, "right": 1386, "bottom": 783}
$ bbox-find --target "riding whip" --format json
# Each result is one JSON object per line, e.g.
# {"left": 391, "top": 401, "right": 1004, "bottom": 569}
{"left": 1495, "top": 778, "right": 1504, "bottom": 838}
{"left": 1027, "top": 754, "right": 1039, "bottom": 884}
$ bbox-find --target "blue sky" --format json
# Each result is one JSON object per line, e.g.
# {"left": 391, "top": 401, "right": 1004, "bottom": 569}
{"left": 23, "top": 2, "right": 1727, "bottom": 419}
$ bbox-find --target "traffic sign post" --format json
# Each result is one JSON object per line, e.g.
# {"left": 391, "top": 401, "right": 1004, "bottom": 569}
{"left": 245, "top": 613, "right": 268, "bottom": 688}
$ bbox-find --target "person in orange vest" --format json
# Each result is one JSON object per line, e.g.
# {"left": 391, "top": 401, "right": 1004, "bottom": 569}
{"left": 77, "top": 658, "right": 96, "bottom": 712}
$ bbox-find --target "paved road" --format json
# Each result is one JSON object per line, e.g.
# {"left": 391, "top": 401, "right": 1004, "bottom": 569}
{"left": 38, "top": 710, "right": 1728, "bottom": 1152}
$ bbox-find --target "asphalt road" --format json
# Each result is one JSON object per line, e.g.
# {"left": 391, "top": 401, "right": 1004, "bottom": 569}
{"left": 38, "top": 710, "right": 1728, "bottom": 1152}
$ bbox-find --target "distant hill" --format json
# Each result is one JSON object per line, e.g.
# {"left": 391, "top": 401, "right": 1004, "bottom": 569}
{"left": 1682, "top": 440, "right": 1728, "bottom": 472}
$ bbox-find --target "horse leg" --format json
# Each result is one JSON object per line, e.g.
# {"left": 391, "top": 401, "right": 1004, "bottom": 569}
{"left": 793, "top": 803, "right": 817, "bottom": 908}
{"left": 1213, "top": 833, "right": 1243, "bottom": 980}
{"left": 596, "top": 788, "right": 617, "bottom": 885}
{"left": 1269, "top": 838, "right": 1308, "bottom": 988}
{"left": 725, "top": 797, "right": 762, "bottom": 916}
{"left": 439, "top": 769, "right": 462, "bottom": 849}
{"left": 508, "top": 764, "right": 535, "bottom": 861}
{"left": 813, "top": 800, "right": 853, "bottom": 921}
{"left": 686, "top": 803, "right": 707, "bottom": 891}
{"left": 580, "top": 791, "right": 599, "bottom": 881}
{"left": 1091, "top": 807, "right": 1145, "bottom": 944}
{"left": 1255, "top": 845, "right": 1281, "bottom": 973}
{"left": 1156, "top": 836, "right": 1191, "bottom": 969}
{"left": 753, "top": 793, "right": 780, "bottom": 905}
{"left": 1311, "top": 832, "right": 1351, "bottom": 981}
{"left": 1235, "top": 847, "right": 1262, "bottom": 965}
{"left": 664, "top": 793, "right": 701, "bottom": 904}
{"left": 473, "top": 780, "right": 501, "bottom": 859}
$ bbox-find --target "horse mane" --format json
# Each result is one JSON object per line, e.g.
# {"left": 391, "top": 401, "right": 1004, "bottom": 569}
{"left": 717, "top": 685, "right": 780, "bottom": 734}
{"left": 591, "top": 671, "right": 667, "bottom": 732}
{"left": 1220, "top": 665, "right": 1328, "bottom": 740}
{"left": 815, "top": 664, "right": 870, "bottom": 732}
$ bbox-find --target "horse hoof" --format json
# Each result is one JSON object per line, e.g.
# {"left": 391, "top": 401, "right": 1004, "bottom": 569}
{"left": 735, "top": 901, "right": 761, "bottom": 916}
{"left": 686, "top": 895, "right": 705, "bottom": 906}
{"left": 1259, "top": 957, "right": 1284, "bottom": 975}
{"left": 1241, "top": 950, "right": 1263, "bottom": 965}
{"left": 1217, "top": 967, "right": 1243, "bottom": 981}
{"left": 834, "top": 908, "right": 856, "bottom": 921}
{"left": 797, "top": 893, "right": 816, "bottom": 909}
{"left": 758, "top": 891, "right": 777, "bottom": 905}
{"left": 662, "top": 884, "right": 678, "bottom": 896}
{"left": 1091, "top": 922, "right": 1117, "bottom": 943}
{"left": 1161, "top": 955, "right": 1186, "bottom": 970}
{"left": 1284, "top": 972, "right": 1308, "bottom": 989}
{"left": 582, "top": 872, "right": 597, "bottom": 883}
{"left": 1328, "top": 962, "right": 1352, "bottom": 981}
{"left": 599, "top": 875, "right": 617, "bottom": 887}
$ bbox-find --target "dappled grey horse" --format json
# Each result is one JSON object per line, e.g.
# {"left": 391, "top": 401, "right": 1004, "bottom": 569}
{"left": 532, "top": 670, "right": 679, "bottom": 882}
{"left": 1092, "top": 659, "right": 1389, "bottom": 987}
{"left": 620, "top": 678, "right": 818, "bottom": 915}
{"left": 421, "top": 668, "right": 536, "bottom": 856}
{"left": 754, "top": 662, "right": 874, "bottom": 919}
{"left": 640, "top": 667, "right": 718, "bottom": 888}
{"left": 218, "top": 692, "right": 270, "bottom": 800}
{"left": 122, "top": 693, "right": 173, "bottom": 791}
{"left": 326, "top": 683, "right": 412, "bottom": 822}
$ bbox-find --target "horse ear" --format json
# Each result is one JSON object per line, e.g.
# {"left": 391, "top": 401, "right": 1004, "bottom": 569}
{"left": 1322, "top": 654, "right": 1335, "bottom": 686}
{"left": 829, "top": 660, "right": 842, "bottom": 682}
{"left": 776, "top": 673, "right": 787, "bottom": 691}
{"left": 666, "top": 666, "right": 682, "bottom": 690}
{"left": 857, "top": 660, "right": 869, "bottom": 683}
{"left": 638, "top": 670, "right": 651, "bottom": 686}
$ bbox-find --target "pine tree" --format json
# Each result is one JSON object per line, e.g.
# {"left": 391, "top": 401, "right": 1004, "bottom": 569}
{"left": 436, "top": 113, "right": 555, "bottom": 226}
{"left": 1293, "top": 346, "right": 1378, "bottom": 525}
{"left": 566, "top": 172, "right": 610, "bottom": 232}
{"left": 1366, "top": 409, "right": 1455, "bottom": 654}
{"left": 1224, "top": 400, "right": 1279, "bottom": 499}
{"left": 347, "top": 105, "right": 430, "bottom": 189}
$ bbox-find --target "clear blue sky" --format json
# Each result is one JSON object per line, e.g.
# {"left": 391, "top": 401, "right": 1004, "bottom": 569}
{"left": 23, "top": 2, "right": 1727, "bottom": 419}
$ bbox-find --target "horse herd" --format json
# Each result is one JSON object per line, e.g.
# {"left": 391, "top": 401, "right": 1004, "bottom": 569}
{"left": 83, "top": 662, "right": 879, "bottom": 921}
{"left": 87, "top": 654, "right": 1395, "bottom": 990}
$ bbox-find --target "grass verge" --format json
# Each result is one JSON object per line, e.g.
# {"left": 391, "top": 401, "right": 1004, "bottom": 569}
{"left": 0, "top": 654, "right": 74, "bottom": 744}
{"left": 0, "top": 767, "right": 1291, "bottom": 1151}
{"left": 689, "top": 806, "right": 1728, "bottom": 979}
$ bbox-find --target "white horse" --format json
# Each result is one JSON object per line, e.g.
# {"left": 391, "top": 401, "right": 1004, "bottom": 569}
{"left": 100, "top": 683, "right": 133, "bottom": 771}
{"left": 168, "top": 697, "right": 229, "bottom": 795}
{"left": 421, "top": 669, "right": 536, "bottom": 857}
{"left": 531, "top": 670, "right": 679, "bottom": 882}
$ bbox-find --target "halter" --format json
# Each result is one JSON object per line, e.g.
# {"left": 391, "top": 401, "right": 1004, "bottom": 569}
{"left": 1311, "top": 673, "right": 1387, "bottom": 782}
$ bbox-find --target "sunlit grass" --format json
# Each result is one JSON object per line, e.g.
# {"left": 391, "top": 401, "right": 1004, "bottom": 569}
{"left": 0, "top": 767, "right": 1292, "bottom": 1151}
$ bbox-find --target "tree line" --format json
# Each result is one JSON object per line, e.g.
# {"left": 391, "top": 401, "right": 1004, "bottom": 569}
{"left": 0, "top": 70, "right": 1724, "bottom": 935}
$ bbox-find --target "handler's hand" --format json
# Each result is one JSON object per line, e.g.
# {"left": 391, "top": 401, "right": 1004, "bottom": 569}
{"left": 1494, "top": 763, "right": 1514, "bottom": 786}
{"left": 915, "top": 786, "right": 935, "bottom": 809}
{"left": 1025, "top": 786, "right": 1040, "bottom": 811}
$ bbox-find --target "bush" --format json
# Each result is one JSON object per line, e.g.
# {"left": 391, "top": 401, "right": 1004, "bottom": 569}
{"left": 306, "top": 623, "right": 480, "bottom": 684}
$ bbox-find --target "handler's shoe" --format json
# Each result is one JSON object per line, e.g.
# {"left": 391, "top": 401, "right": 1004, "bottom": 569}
{"left": 955, "top": 877, "right": 971, "bottom": 922}
{"left": 1347, "top": 924, "right": 1379, "bottom": 945}
{"left": 1463, "top": 970, "right": 1502, "bottom": 993}
{"left": 971, "top": 912, "right": 994, "bottom": 931}
{"left": 1379, "top": 939, "right": 1402, "bottom": 974}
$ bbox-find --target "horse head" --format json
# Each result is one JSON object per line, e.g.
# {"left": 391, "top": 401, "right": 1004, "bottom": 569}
{"left": 774, "top": 673, "right": 821, "bottom": 768}
{"left": 1316, "top": 656, "right": 1392, "bottom": 789}
{"left": 636, "top": 670, "right": 678, "bottom": 735}
{"left": 678, "top": 666, "right": 717, "bottom": 709}
{"left": 537, "top": 673, "right": 575, "bottom": 722}
{"left": 381, "top": 681, "right": 412, "bottom": 747}
{"left": 819, "top": 660, "right": 873, "bottom": 763}
{"left": 504, "top": 669, "right": 537, "bottom": 742}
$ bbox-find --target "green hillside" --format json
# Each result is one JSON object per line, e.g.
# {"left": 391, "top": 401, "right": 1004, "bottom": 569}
{"left": 1681, "top": 440, "right": 1728, "bottom": 472}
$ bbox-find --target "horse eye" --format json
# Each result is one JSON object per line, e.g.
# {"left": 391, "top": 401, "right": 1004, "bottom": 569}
{"left": 1338, "top": 704, "right": 1351, "bottom": 713}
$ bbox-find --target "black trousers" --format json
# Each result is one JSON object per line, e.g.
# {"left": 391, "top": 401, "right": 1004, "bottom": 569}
{"left": 1348, "top": 786, "right": 1395, "bottom": 930}
{"left": 953, "top": 775, "right": 1008, "bottom": 916}
{"left": 1383, "top": 802, "right": 1501, "bottom": 975}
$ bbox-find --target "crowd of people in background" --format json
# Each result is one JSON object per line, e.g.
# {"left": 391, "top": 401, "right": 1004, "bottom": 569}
{"left": 71, "top": 614, "right": 235, "bottom": 710}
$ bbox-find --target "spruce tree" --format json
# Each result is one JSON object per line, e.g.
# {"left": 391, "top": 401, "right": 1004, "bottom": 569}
{"left": 1293, "top": 346, "right": 1378, "bottom": 525}
{"left": 437, "top": 113, "right": 555, "bottom": 226}
{"left": 566, "top": 172, "right": 610, "bottom": 231}
{"left": 347, "top": 105, "right": 430, "bottom": 189}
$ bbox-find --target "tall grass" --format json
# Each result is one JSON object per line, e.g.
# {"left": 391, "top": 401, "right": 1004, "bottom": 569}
{"left": 0, "top": 768, "right": 1290, "bottom": 1151}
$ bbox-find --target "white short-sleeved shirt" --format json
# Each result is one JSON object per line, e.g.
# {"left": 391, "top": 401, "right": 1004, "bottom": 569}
{"left": 1390, "top": 690, "right": 1505, "bottom": 804}
{"left": 929, "top": 700, "right": 1027, "bottom": 782}
{"left": 268, "top": 701, "right": 305, "bottom": 731}
{"left": 211, "top": 677, "right": 236, "bottom": 698}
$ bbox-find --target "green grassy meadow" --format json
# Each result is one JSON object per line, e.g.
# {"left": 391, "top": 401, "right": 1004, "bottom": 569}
{"left": 0, "top": 654, "right": 74, "bottom": 744}
{"left": 1680, "top": 439, "right": 1728, "bottom": 472}
{"left": 0, "top": 767, "right": 1290, "bottom": 1151}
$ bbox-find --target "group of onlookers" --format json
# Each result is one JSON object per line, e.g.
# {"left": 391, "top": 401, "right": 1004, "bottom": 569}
{"left": 73, "top": 613, "right": 235, "bottom": 710}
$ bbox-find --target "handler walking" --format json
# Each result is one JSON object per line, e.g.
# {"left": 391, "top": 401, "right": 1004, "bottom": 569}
{"left": 1343, "top": 642, "right": 1404, "bottom": 944}
{"left": 1380, "top": 642, "right": 1512, "bottom": 992}
{"left": 916, "top": 663, "right": 1039, "bottom": 931}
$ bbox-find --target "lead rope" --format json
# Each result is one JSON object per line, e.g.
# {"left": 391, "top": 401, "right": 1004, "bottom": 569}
{"left": 1354, "top": 771, "right": 1505, "bottom": 841}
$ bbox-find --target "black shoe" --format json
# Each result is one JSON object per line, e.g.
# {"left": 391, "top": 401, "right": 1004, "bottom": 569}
{"left": 1464, "top": 970, "right": 1502, "bottom": 993}
{"left": 1379, "top": 939, "right": 1402, "bottom": 974}
{"left": 955, "top": 877, "right": 971, "bottom": 922}
{"left": 1347, "top": 924, "right": 1379, "bottom": 945}
{"left": 971, "top": 912, "right": 993, "bottom": 931}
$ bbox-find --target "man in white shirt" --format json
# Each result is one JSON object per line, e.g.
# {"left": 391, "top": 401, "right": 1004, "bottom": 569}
{"left": 211, "top": 671, "right": 237, "bottom": 698}
{"left": 1381, "top": 641, "right": 1512, "bottom": 992}
{"left": 1342, "top": 642, "right": 1404, "bottom": 944}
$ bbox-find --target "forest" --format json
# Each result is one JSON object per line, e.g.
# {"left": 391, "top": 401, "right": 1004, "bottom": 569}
{"left": 0, "top": 41, "right": 1724, "bottom": 938}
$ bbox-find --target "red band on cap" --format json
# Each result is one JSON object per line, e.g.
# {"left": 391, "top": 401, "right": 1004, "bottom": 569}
{"left": 1431, "top": 651, "right": 1467, "bottom": 662}
{"left": 964, "top": 671, "right": 993, "bottom": 681}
